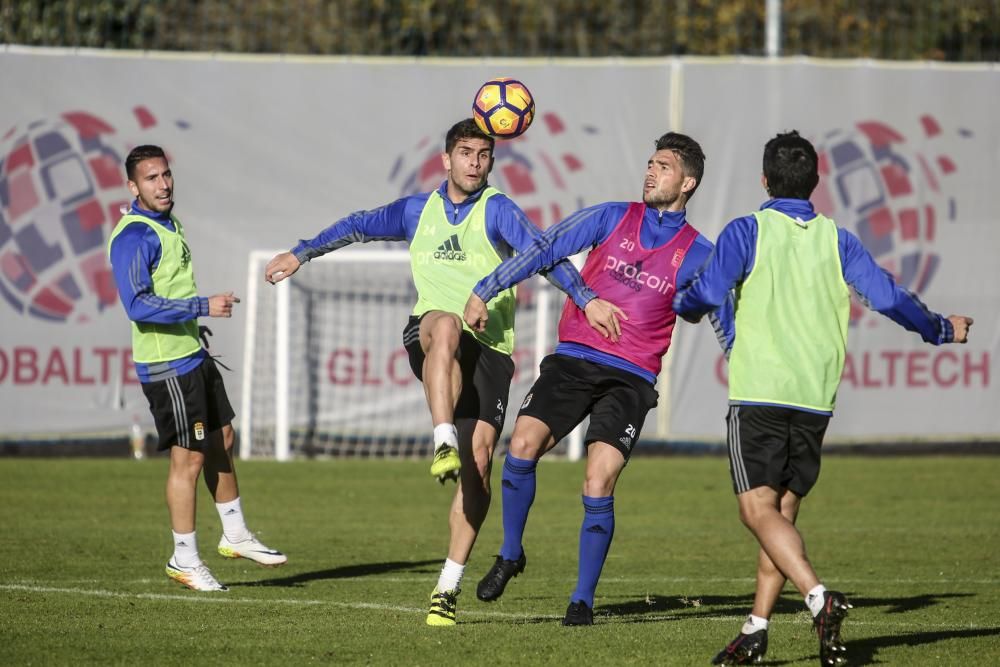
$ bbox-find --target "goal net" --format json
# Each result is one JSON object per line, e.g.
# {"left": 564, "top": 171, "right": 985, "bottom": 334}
{"left": 240, "top": 249, "right": 581, "bottom": 460}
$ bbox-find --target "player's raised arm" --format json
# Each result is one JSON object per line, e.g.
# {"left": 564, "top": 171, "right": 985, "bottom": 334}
{"left": 476, "top": 201, "right": 629, "bottom": 338}
{"left": 264, "top": 198, "right": 415, "bottom": 285}
{"left": 838, "top": 227, "right": 971, "bottom": 346}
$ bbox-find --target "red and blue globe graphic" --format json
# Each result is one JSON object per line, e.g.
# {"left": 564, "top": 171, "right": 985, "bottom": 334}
{"left": 812, "top": 115, "right": 966, "bottom": 323}
{"left": 0, "top": 107, "right": 185, "bottom": 323}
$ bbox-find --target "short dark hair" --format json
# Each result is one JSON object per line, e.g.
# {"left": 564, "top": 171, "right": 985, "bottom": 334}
{"left": 654, "top": 132, "right": 706, "bottom": 199}
{"left": 445, "top": 118, "right": 495, "bottom": 154}
{"left": 762, "top": 131, "right": 819, "bottom": 200}
{"left": 125, "top": 145, "right": 167, "bottom": 181}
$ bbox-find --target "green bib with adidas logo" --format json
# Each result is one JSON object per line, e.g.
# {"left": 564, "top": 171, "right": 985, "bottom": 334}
{"left": 410, "top": 187, "right": 516, "bottom": 356}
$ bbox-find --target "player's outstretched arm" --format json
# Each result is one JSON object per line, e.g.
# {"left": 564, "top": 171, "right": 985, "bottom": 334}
{"left": 265, "top": 252, "right": 301, "bottom": 284}
{"left": 948, "top": 315, "right": 973, "bottom": 343}
{"left": 207, "top": 291, "right": 240, "bottom": 317}
{"left": 464, "top": 294, "right": 489, "bottom": 332}
{"left": 584, "top": 298, "right": 628, "bottom": 343}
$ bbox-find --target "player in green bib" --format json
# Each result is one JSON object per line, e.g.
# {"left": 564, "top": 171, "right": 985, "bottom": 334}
{"left": 265, "top": 119, "right": 621, "bottom": 626}
{"left": 675, "top": 132, "right": 973, "bottom": 666}
{"left": 109, "top": 145, "right": 286, "bottom": 593}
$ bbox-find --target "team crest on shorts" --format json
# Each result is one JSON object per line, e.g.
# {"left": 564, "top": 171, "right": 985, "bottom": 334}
{"left": 193, "top": 422, "right": 205, "bottom": 441}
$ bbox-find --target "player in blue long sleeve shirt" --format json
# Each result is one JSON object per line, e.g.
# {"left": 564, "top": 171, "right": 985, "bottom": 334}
{"left": 672, "top": 132, "right": 972, "bottom": 666}
{"left": 471, "top": 200, "right": 722, "bottom": 384}
{"left": 465, "top": 133, "right": 730, "bottom": 626}
{"left": 108, "top": 202, "right": 211, "bottom": 382}
{"left": 287, "top": 183, "right": 595, "bottom": 310}
{"left": 674, "top": 197, "right": 956, "bottom": 362}
{"left": 264, "top": 119, "right": 618, "bottom": 627}
{"left": 108, "top": 145, "right": 285, "bottom": 593}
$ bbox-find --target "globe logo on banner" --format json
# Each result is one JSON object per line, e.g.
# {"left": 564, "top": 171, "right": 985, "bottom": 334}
{"left": 812, "top": 115, "right": 966, "bottom": 323}
{"left": 0, "top": 108, "right": 186, "bottom": 323}
{"left": 388, "top": 111, "right": 592, "bottom": 232}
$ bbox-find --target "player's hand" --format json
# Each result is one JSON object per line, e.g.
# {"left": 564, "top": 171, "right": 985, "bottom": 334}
{"left": 464, "top": 294, "right": 489, "bottom": 332}
{"left": 265, "top": 252, "right": 301, "bottom": 284}
{"left": 948, "top": 315, "right": 973, "bottom": 343}
{"left": 584, "top": 298, "right": 628, "bottom": 342}
{"left": 208, "top": 292, "right": 240, "bottom": 318}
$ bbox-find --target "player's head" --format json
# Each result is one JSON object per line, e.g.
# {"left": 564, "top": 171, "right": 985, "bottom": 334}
{"left": 126, "top": 145, "right": 174, "bottom": 214}
{"left": 643, "top": 132, "right": 705, "bottom": 211}
{"left": 442, "top": 119, "right": 495, "bottom": 199}
{"left": 762, "top": 131, "right": 819, "bottom": 200}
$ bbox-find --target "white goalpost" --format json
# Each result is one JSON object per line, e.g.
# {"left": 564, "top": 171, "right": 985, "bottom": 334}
{"left": 240, "top": 248, "right": 584, "bottom": 461}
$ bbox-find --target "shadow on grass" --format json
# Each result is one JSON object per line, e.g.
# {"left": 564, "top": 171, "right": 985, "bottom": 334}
{"left": 459, "top": 614, "right": 558, "bottom": 626}
{"left": 597, "top": 591, "right": 975, "bottom": 621}
{"left": 849, "top": 627, "right": 1000, "bottom": 664}
{"left": 234, "top": 558, "right": 441, "bottom": 588}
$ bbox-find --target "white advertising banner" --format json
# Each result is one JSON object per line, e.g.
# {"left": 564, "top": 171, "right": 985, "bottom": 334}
{"left": 0, "top": 49, "right": 996, "bottom": 444}
{"left": 0, "top": 49, "right": 671, "bottom": 438}
{"left": 671, "top": 59, "right": 999, "bottom": 441}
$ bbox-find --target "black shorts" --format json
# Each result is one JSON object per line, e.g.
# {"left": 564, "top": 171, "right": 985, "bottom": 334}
{"left": 403, "top": 315, "right": 515, "bottom": 430}
{"left": 141, "top": 357, "right": 235, "bottom": 451}
{"left": 725, "top": 404, "right": 831, "bottom": 497}
{"left": 517, "top": 354, "right": 659, "bottom": 461}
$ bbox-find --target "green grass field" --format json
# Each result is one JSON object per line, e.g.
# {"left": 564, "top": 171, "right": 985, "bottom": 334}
{"left": 2, "top": 456, "right": 999, "bottom": 665}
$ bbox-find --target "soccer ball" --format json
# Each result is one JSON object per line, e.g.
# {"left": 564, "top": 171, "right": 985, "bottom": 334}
{"left": 472, "top": 78, "right": 535, "bottom": 139}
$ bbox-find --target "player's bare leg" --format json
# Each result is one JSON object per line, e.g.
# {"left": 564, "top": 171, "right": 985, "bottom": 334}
{"left": 737, "top": 486, "right": 819, "bottom": 596}
{"left": 508, "top": 416, "right": 554, "bottom": 460}
{"left": 164, "top": 445, "right": 227, "bottom": 590}
{"left": 427, "top": 418, "right": 496, "bottom": 626}
{"left": 714, "top": 489, "right": 801, "bottom": 663}
{"left": 751, "top": 488, "right": 802, "bottom": 619}
{"left": 446, "top": 418, "right": 497, "bottom": 564}
{"left": 419, "top": 311, "right": 463, "bottom": 426}
{"left": 419, "top": 311, "right": 463, "bottom": 481}
{"left": 581, "top": 441, "right": 625, "bottom": 497}
{"left": 202, "top": 424, "right": 238, "bottom": 503}
{"left": 167, "top": 445, "right": 204, "bottom": 535}
{"left": 204, "top": 424, "right": 287, "bottom": 567}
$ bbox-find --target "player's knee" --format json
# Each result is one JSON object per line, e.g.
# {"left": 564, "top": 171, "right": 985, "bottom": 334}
{"left": 169, "top": 454, "right": 203, "bottom": 483}
{"left": 508, "top": 432, "right": 542, "bottom": 459}
{"left": 582, "top": 473, "right": 616, "bottom": 498}
{"left": 429, "top": 315, "right": 462, "bottom": 350}
{"left": 738, "top": 499, "right": 770, "bottom": 529}
{"left": 758, "top": 555, "right": 781, "bottom": 577}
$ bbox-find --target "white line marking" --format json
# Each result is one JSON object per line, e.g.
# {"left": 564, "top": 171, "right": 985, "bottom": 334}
{"left": 2, "top": 583, "right": 998, "bottom": 630}
{"left": 0, "top": 583, "right": 557, "bottom": 619}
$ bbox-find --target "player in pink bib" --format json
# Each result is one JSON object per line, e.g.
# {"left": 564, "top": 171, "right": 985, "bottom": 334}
{"left": 464, "top": 132, "right": 728, "bottom": 625}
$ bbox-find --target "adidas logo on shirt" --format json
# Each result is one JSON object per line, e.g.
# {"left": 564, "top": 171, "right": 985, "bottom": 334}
{"left": 434, "top": 234, "right": 466, "bottom": 261}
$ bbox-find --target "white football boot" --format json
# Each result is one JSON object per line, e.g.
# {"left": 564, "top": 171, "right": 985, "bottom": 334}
{"left": 165, "top": 560, "right": 229, "bottom": 591}
{"left": 217, "top": 533, "right": 288, "bottom": 567}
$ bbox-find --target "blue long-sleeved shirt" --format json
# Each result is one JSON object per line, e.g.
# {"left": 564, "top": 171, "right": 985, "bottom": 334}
{"left": 673, "top": 198, "right": 955, "bottom": 411}
{"left": 473, "top": 201, "right": 725, "bottom": 384}
{"left": 108, "top": 201, "right": 208, "bottom": 382}
{"left": 292, "top": 181, "right": 596, "bottom": 309}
